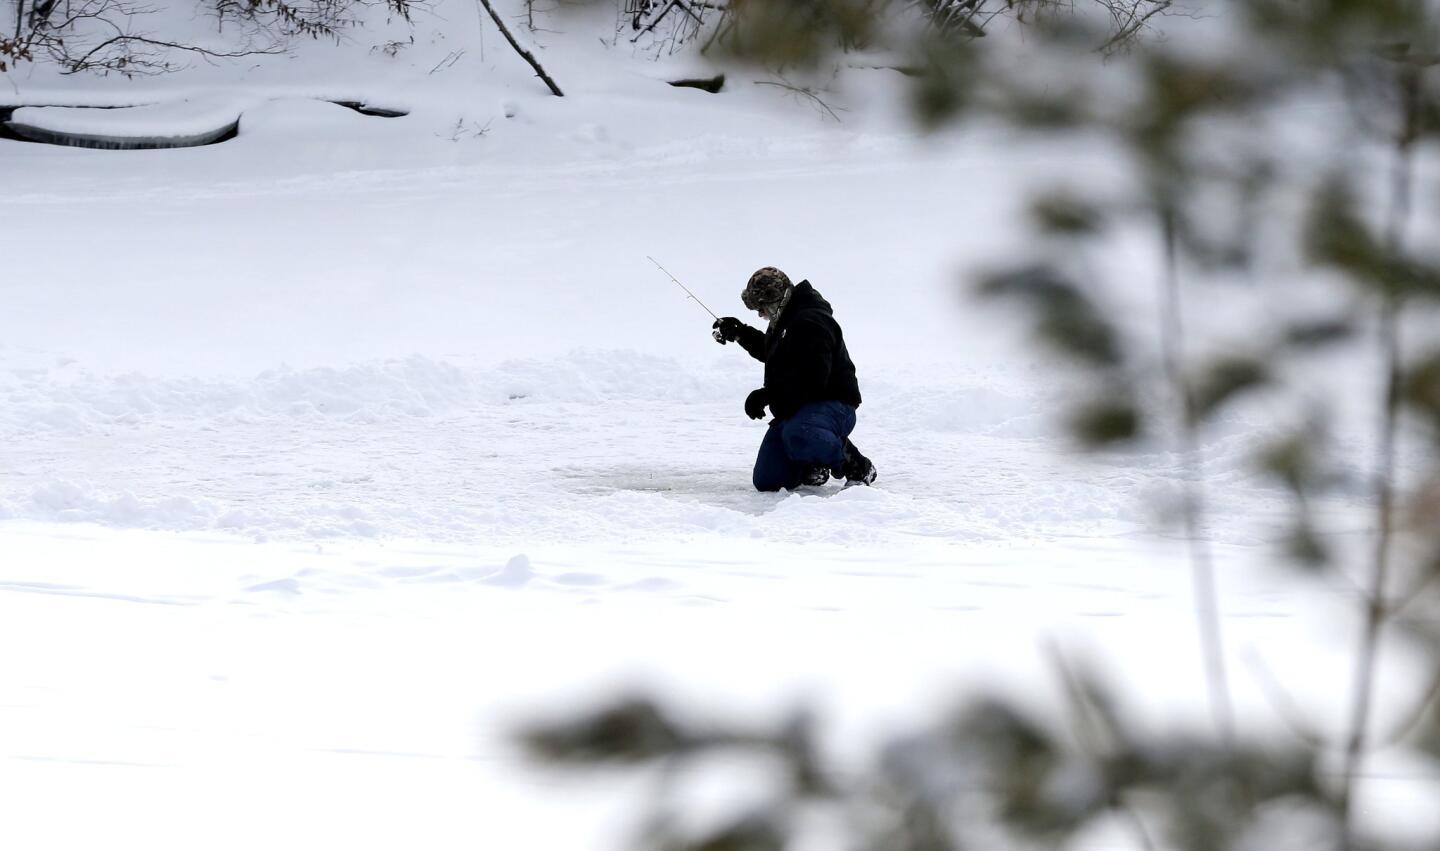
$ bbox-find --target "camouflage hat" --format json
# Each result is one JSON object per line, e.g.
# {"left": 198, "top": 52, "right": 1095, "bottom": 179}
{"left": 741, "top": 266, "right": 793, "bottom": 312}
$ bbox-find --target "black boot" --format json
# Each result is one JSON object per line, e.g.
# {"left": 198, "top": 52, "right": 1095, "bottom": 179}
{"left": 835, "top": 439, "right": 877, "bottom": 487}
{"left": 800, "top": 465, "right": 831, "bottom": 487}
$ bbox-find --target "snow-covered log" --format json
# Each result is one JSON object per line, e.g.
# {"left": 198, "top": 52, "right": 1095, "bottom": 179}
{"left": 6, "top": 96, "right": 257, "bottom": 150}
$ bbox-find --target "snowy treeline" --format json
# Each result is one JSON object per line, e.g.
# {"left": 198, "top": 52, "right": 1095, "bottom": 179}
{"left": 1, "top": 0, "right": 1177, "bottom": 79}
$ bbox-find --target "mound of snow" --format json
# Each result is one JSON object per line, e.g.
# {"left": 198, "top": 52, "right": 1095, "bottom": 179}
{"left": 236, "top": 97, "right": 376, "bottom": 139}
{"left": 478, "top": 554, "right": 534, "bottom": 588}
{"left": 27, "top": 480, "right": 217, "bottom": 527}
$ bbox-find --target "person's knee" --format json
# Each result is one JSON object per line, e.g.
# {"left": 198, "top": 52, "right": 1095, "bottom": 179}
{"left": 781, "top": 422, "right": 840, "bottom": 467}
{"left": 752, "top": 467, "right": 786, "bottom": 492}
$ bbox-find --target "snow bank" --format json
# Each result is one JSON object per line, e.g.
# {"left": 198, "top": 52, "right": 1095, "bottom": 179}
{"left": 26, "top": 480, "right": 218, "bottom": 528}
{"left": 0, "top": 351, "right": 742, "bottom": 433}
{"left": 17, "top": 479, "right": 402, "bottom": 538}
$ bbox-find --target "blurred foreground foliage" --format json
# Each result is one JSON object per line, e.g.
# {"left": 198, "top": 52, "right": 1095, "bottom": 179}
{"left": 606, "top": 0, "right": 1179, "bottom": 64}
{"left": 525, "top": 0, "right": 1440, "bottom": 848}
{"left": 517, "top": 663, "right": 1343, "bottom": 851}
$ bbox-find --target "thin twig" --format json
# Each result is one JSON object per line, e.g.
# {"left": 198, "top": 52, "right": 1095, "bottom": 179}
{"left": 1338, "top": 68, "right": 1418, "bottom": 842}
{"left": 1389, "top": 564, "right": 1440, "bottom": 618}
{"left": 1375, "top": 665, "right": 1440, "bottom": 750}
{"left": 699, "top": 8, "right": 733, "bottom": 53}
{"left": 1241, "top": 649, "right": 1327, "bottom": 748}
{"left": 1045, "top": 641, "right": 1159, "bottom": 851}
{"left": 62, "top": 34, "right": 284, "bottom": 73}
{"left": 1096, "top": 0, "right": 1171, "bottom": 54}
{"left": 753, "top": 79, "right": 845, "bottom": 122}
{"left": 1159, "top": 205, "right": 1236, "bottom": 746}
{"left": 631, "top": 0, "right": 678, "bottom": 41}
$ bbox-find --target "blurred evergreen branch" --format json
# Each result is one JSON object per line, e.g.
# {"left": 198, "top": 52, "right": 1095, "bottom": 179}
{"left": 522, "top": 2, "right": 1440, "bottom": 848}
{"left": 516, "top": 666, "right": 1348, "bottom": 850}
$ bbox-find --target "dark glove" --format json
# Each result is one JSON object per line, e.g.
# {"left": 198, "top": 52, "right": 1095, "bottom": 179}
{"left": 712, "top": 316, "right": 744, "bottom": 345}
{"left": 744, "top": 388, "right": 770, "bottom": 420}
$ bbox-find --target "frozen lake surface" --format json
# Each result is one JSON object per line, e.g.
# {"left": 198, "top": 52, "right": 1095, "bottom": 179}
{"left": 3, "top": 15, "right": 1435, "bottom": 847}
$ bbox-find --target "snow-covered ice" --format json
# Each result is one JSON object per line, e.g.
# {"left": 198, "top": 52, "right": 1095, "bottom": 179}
{"left": 3, "top": 3, "right": 1436, "bottom": 848}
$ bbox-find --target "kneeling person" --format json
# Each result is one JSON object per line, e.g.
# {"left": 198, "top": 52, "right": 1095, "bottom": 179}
{"left": 713, "top": 266, "right": 877, "bottom": 491}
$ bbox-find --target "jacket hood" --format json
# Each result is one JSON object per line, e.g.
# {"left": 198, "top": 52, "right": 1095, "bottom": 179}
{"left": 785, "top": 280, "right": 833, "bottom": 320}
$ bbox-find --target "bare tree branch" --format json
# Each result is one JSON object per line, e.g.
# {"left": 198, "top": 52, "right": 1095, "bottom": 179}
{"left": 61, "top": 33, "right": 285, "bottom": 74}
{"left": 476, "top": 0, "right": 563, "bottom": 96}
{"left": 1096, "top": 0, "right": 1172, "bottom": 55}
{"left": 4, "top": 0, "right": 419, "bottom": 76}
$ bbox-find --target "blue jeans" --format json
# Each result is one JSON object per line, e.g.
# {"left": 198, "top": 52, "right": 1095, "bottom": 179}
{"left": 752, "top": 401, "right": 857, "bottom": 492}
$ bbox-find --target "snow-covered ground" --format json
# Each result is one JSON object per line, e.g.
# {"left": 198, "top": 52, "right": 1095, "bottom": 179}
{"left": 3, "top": 5, "right": 1437, "bottom": 848}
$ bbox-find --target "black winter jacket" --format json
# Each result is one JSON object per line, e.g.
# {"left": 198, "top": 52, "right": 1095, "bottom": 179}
{"left": 732, "top": 281, "right": 862, "bottom": 420}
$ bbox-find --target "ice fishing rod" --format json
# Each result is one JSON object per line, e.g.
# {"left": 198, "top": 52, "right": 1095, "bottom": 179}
{"left": 647, "top": 256, "right": 720, "bottom": 321}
